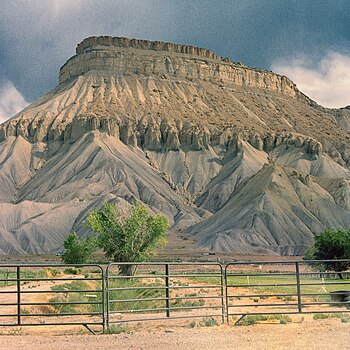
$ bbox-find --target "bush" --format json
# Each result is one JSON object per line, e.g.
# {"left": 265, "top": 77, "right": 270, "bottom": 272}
{"left": 105, "top": 324, "right": 131, "bottom": 334}
{"left": 278, "top": 315, "right": 292, "bottom": 324}
{"left": 62, "top": 232, "right": 97, "bottom": 265}
{"left": 304, "top": 228, "right": 350, "bottom": 278}
{"left": 241, "top": 315, "right": 268, "bottom": 325}
{"left": 199, "top": 317, "right": 218, "bottom": 327}
{"left": 240, "top": 314, "right": 292, "bottom": 325}
{"left": 63, "top": 267, "right": 80, "bottom": 275}
{"left": 188, "top": 321, "right": 196, "bottom": 328}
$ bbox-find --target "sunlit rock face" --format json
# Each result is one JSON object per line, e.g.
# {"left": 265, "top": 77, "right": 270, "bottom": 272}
{"left": 0, "top": 36, "right": 349, "bottom": 254}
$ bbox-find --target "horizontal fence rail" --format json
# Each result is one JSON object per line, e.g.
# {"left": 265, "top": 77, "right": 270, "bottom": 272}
{"left": 0, "top": 260, "right": 348, "bottom": 331}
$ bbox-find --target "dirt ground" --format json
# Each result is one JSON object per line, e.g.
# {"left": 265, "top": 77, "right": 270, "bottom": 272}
{"left": 1, "top": 319, "right": 349, "bottom": 350}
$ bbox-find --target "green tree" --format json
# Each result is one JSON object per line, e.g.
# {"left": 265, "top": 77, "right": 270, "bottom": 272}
{"left": 304, "top": 228, "right": 350, "bottom": 278}
{"left": 86, "top": 203, "right": 169, "bottom": 275}
{"left": 61, "top": 232, "right": 97, "bottom": 265}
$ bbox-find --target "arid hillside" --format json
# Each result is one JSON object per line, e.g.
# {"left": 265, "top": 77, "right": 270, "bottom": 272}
{"left": 0, "top": 36, "right": 349, "bottom": 254}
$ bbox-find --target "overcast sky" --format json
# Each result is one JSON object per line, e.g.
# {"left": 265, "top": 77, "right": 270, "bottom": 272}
{"left": 1, "top": 0, "right": 350, "bottom": 122}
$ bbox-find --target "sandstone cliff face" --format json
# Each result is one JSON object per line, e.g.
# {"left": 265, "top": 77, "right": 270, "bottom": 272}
{"left": 59, "top": 36, "right": 300, "bottom": 99}
{"left": 0, "top": 36, "right": 349, "bottom": 254}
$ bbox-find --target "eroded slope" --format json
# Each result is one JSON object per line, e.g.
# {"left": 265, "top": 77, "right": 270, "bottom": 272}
{"left": 0, "top": 36, "right": 349, "bottom": 254}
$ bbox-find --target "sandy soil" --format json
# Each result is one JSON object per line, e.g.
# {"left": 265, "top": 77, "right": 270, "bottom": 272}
{"left": 1, "top": 319, "right": 349, "bottom": 350}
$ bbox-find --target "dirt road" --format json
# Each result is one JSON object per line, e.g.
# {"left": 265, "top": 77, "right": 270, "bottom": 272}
{"left": 1, "top": 319, "right": 349, "bottom": 350}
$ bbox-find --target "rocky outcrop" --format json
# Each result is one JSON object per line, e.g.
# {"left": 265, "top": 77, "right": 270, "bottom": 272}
{"left": 59, "top": 36, "right": 300, "bottom": 99}
{"left": 76, "top": 36, "right": 222, "bottom": 59}
{"left": 0, "top": 36, "right": 350, "bottom": 255}
{"left": 335, "top": 106, "right": 350, "bottom": 132}
{"left": 1, "top": 74, "right": 348, "bottom": 166}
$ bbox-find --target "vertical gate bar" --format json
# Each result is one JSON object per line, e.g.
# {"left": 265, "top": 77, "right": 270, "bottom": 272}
{"left": 101, "top": 267, "right": 105, "bottom": 333}
{"left": 295, "top": 262, "right": 302, "bottom": 313}
{"left": 105, "top": 265, "right": 110, "bottom": 330}
{"left": 16, "top": 266, "right": 21, "bottom": 325}
{"left": 219, "top": 264, "right": 225, "bottom": 324}
{"left": 225, "top": 265, "right": 229, "bottom": 324}
{"left": 165, "top": 264, "right": 170, "bottom": 318}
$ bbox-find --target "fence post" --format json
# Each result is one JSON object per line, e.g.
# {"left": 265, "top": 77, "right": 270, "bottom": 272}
{"left": 16, "top": 266, "right": 21, "bottom": 325}
{"left": 295, "top": 262, "right": 302, "bottom": 313}
{"left": 165, "top": 264, "right": 170, "bottom": 318}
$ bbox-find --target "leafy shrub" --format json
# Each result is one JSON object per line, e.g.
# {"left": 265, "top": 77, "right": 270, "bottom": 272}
{"left": 62, "top": 232, "right": 97, "bottom": 265}
{"left": 105, "top": 324, "right": 131, "bottom": 334}
{"left": 241, "top": 314, "right": 292, "bottom": 325}
{"left": 313, "top": 313, "right": 329, "bottom": 320}
{"left": 63, "top": 267, "right": 80, "bottom": 275}
{"left": 241, "top": 315, "right": 268, "bottom": 325}
{"left": 199, "top": 317, "right": 218, "bottom": 327}
{"left": 313, "top": 313, "right": 350, "bottom": 323}
{"left": 305, "top": 228, "right": 350, "bottom": 278}
{"left": 188, "top": 321, "right": 196, "bottom": 328}
{"left": 278, "top": 315, "right": 292, "bottom": 324}
{"left": 341, "top": 316, "right": 349, "bottom": 323}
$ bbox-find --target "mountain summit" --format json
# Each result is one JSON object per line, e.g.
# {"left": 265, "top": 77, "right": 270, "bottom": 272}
{"left": 0, "top": 36, "right": 349, "bottom": 254}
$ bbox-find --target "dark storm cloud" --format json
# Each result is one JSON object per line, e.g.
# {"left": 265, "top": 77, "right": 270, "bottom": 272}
{"left": 166, "top": 0, "right": 350, "bottom": 67}
{"left": 1, "top": 0, "right": 350, "bottom": 116}
{"left": 0, "top": 0, "right": 175, "bottom": 102}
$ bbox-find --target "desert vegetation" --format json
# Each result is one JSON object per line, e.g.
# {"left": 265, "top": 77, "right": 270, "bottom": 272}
{"left": 304, "top": 228, "right": 350, "bottom": 278}
{"left": 62, "top": 232, "right": 97, "bottom": 265}
{"left": 62, "top": 203, "right": 169, "bottom": 275}
{"left": 86, "top": 203, "right": 169, "bottom": 275}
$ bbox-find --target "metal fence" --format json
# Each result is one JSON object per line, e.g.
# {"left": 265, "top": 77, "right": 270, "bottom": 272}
{"left": 225, "top": 260, "right": 350, "bottom": 323}
{"left": 0, "top": 260, "right": 349, "bottom": 332}
{"left": 0, "top": 264, "right": 105, "bottom": 333}
{"left": 106, "top": 262, "right": 225, "bottom": 325}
